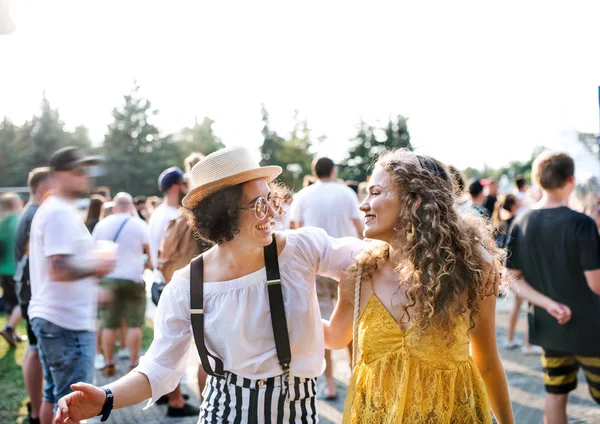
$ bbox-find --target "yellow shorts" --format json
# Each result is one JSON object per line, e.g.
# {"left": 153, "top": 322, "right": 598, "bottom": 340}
{"left": 542, "top": 348, "right": 600, "bottom": 404}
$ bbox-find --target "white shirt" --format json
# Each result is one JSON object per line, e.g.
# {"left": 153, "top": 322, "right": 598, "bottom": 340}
{"left": 28, "top": 195, "right": 98, "bottom": 331}
{"left": 148, "top": 203, "right": 179, "bottom": 270}
{"left": 289, "top": 181, "right": 361, "bottom": 238}
{"left": 135, "top": 227, "right": 365, "bottom": 404}
{"left": 92, "top": 213, "right": 149, "bottom": 282}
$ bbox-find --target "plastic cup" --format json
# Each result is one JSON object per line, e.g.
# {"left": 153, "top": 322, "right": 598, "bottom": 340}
{"left": 96, "top": 240, "right": 119, "bottom": 260}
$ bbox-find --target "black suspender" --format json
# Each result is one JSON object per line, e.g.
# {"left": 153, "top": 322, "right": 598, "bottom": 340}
{"left": 190, "top": 236, "right": 291, "bottom": 377}
{"left": 264, "top": 237, "right": 292, "bottom": 375}
{"left": 190, "top": 255, "right": 225, "bottom": 377}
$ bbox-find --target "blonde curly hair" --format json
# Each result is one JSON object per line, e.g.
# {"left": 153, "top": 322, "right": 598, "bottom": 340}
{"left": 355, "top": 149, "right": 503, "bottom": 341}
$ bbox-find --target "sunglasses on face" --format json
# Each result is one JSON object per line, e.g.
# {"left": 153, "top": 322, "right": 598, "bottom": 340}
{"left": 239, "top": 195, "right": 282, "bottom": 220}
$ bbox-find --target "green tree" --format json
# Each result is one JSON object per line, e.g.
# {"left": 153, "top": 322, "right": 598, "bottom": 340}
{"left": 99, "top": 83, "right": 181, "bottom": 196}
{"left": 0, "top": 117, "right": 31, "bottom": 187}
{"left": 68, "top": 125, "right": 93, "bottom": 150}
{"left": 178, "top": 117, "right": 225, "bottom": 157}
{"left": 259, "top": 106, "right": 313, "bottom": 190}
{"left": 341, "top": 115, "right": 412, "bottom": 182}
{"left": 27, "top": 94, "right": 70, "bottom": 169}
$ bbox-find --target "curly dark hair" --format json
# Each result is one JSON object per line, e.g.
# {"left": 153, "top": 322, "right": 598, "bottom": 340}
{"left": 184, "top": 185, "right": 243, "bottom": 245}
{"left": 183, "top": 181, "right": 292, "bottom": 245}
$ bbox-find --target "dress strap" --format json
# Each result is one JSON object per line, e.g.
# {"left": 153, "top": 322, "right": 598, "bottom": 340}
{"left": 352, "top": 266, "right": 363, "bottom": 368}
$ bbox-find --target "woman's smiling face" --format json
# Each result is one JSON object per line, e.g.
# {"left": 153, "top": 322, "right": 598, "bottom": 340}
{"left": 359, "top": 165, "right": 401, "bottom": 243}
{"left": 237, "top": 179, "right": 277, "bottom": 247}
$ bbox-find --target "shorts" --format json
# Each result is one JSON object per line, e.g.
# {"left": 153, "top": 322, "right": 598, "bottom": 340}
{"left": 1, "top": 274, "right": 18, "bottom": 314}
{"left": 200, "top": 372, "right": 317, "bottom": 423}
{"left": 31, "top": 317, "right": 95, "bottom": 406}
{"left": 542, "top": 348, "right": 600, "bottom": 404}
{"left": 101, "top": 278, "right": 146, "bottom": 329}
{"left": 316, "top": 275, "right": 338, "bottom": 320}
{"left": 20, "top": 303, "right": 37, "bottom": 347}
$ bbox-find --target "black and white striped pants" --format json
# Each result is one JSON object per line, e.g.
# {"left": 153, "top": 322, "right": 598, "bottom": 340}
{"left": 200, "top": 372, "right": 318, "bottom": 423}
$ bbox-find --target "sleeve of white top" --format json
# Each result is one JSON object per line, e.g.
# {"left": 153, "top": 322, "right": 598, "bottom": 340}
{"left": 134, "top": 275, "right": 192, "bottom": 408}
{"left": 294, "top": 227, "right": 365, "bottom": 281}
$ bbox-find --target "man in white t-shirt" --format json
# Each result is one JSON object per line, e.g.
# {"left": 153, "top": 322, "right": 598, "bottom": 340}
{"left": 28, "top": 147, "right": 114, "bottom": 422}
{"left": 289, "top": 156, "right": 363, "bottom": 400}
{"left": 92, "top": 193, "right": 151, "bottom": 377}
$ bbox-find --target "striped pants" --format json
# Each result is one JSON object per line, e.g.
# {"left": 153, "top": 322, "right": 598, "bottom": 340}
{"left": 200, "top": 372, "right": 319, "bottom": 423}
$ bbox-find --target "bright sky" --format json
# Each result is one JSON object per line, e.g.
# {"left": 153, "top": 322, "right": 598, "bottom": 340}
{"left": 1, "top": 0, "right": 599, "bottom": 170}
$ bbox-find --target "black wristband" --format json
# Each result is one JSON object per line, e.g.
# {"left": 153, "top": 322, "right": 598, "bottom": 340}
{"left": 98, "top": 387, "right": 114, "bottom": 422}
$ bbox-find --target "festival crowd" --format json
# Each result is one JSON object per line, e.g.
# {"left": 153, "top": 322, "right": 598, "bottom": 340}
{"left": 0, "top": 144, "right": 599, "bottom": 424}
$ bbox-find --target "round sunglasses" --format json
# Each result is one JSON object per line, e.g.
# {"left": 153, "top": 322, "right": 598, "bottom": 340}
{"left": 239, "top": 196, "right": 282, "bottom": 220}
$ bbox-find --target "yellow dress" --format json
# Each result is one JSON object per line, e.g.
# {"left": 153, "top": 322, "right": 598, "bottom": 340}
{"left": 343, "top": 294, "right": 493, "bottom": 424}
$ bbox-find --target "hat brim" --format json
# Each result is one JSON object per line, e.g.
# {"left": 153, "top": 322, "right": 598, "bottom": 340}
{"left": 70, "top": 156, "right": 103, "bottom": 168}
{"left": 182, "top": 165, "right": 282, "bottom": 208}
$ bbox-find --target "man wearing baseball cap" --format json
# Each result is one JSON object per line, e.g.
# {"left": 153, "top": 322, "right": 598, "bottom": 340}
{"left": 28, "top": 146, "right": 115, "bottom": 422}
{"left": 147, "top": 167, "right": 186, "bottom": 272}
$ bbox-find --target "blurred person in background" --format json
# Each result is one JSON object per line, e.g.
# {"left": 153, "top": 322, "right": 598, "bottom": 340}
{"left": 146, "top": 196, "right": 161, "bottom": 216}
{"left": 102, "top": 201, "right": 115, "bottom": 219}
{"left": 514, "top": 175, "right": 530, "bottom": 216}
{"left": 133, "top": 196, "right": 148, "bottom": 221}
{"left": 85, "top": 194, "right": 105, "bottom": 233}
{"left": 148, "top": 167, "right": 186, "bottom": 272}
{"left": 13, "top": 167, "right": 52, "bottom": 424}
{"left": 469, "top": 179, "right": 490, "bottom": 218}
{"left": 506, "top": 152, "right": 600, "bottom": 423}
{"left": 0, "top": 192, "right": 25, "bottom": 348}
{"left": 92, "top": 193, "right": 151, "bottom": 376}
{"left": 28, "top": 147, "right": 115, "bottom": 424}
{"left": 289, "top": 156, "right": 363, "bottom": 400}
{"left": 483, "top": 179, "right": 499, "bottom": 217}
{"left": 492, "top": 194, "right": 539, "bottom": 354}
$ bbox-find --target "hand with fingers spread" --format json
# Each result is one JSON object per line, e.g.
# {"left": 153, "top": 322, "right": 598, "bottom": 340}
{"left": 54, "top": 382, "right": 106, "bottom": 424}
{"left": 545, "top": 300, "right": 572, "bottom": 325}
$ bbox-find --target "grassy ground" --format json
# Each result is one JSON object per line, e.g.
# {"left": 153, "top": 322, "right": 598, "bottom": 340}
{"left": 0, "top": 313, "right": 155, "bottom": 424}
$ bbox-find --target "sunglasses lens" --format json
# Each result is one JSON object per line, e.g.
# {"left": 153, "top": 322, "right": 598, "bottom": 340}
{"left": 271, "top": 197, "right": 281, "bottom": 210}
{"left": 255, "top": 197, "right": 267, "bottom": 220}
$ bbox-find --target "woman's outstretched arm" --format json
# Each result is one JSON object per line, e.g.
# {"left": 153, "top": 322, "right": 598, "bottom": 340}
{"left": 54, "top": 371, "right": 152, "bottom": 423}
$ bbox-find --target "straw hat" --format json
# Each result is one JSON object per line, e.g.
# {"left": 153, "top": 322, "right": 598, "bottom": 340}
{"left": 182, "top": 146, "right": 282, "bottom": 208}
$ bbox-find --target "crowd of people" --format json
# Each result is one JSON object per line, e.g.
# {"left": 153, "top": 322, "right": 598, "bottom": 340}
{"left": 0, "top": 143, "right": 598, "bottom": 424}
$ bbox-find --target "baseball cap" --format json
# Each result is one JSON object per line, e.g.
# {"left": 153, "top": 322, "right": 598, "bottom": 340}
{"left": 158, "top": 167, "right": 184, "bottom": 192}
{"left": 49, "top": 146, "right": 101, "bottom": 171}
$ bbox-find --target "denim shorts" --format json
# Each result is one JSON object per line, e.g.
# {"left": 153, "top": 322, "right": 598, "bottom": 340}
{"left": 31, "top": 318, "right": 95, "bottom": 406}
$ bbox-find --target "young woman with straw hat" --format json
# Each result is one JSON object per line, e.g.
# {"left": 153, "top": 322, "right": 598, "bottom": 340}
{"left": 54, "top": 146, "right": 365, "bottom": 423}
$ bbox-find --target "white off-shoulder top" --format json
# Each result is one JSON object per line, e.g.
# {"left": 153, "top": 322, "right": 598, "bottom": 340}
{"left": 135, "top": 227, "right": 365, "bottom": 404}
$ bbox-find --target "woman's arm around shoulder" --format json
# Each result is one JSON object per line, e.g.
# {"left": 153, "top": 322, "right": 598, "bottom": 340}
{"left": 470, "top": 261, "right": 514, "bottom": 424}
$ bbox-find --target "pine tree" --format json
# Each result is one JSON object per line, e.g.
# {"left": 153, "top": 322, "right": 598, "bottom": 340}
{"left": 342, "top": 115, "right": 412, "bottom": 182}
{"left": 27, "top": 94, "right": 70, "bottom": 169}
{"left": 178, "top": 117, "right": 225, "bottom": 157}
{"left": 0, "top": 117, "right": 31, "bottom": 187}
{"left": 259, "top": 105, "right": 313, "bottom": 190}
{"left": 100, "top": 83, "right": 180, "bottom": 196}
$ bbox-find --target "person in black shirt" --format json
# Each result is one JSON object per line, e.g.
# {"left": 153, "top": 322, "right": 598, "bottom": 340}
{"left": 483, "top": 179, "right": 499, "bottom": 216}
{"left": 506, "top": 152, "right": 600, "bottom": 423}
